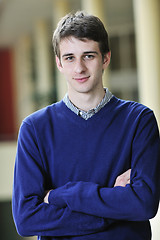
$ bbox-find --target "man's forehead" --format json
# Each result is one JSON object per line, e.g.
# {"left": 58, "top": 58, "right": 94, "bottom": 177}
{"left": 59, "top": 36, "right": 100, "bottom": 55}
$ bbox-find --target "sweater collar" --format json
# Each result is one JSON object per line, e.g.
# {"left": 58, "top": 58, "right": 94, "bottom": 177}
{"left": 63, "top": 88, "right": 113, "bottom": 120}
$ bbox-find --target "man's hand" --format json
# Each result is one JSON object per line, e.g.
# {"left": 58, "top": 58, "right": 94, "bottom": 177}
{"left": 44, "top": 190, "right": 52, "bottom": 204}
{"left": 114, "top": 169, "right": 131, "bottom": 187}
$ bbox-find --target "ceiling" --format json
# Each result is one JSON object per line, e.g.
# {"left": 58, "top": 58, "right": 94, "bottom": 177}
{"left": 0, "top": 0, "right": 53, "bottom": 47}
{"left": 0, "top": 0, "right": 134, "bottom": 47}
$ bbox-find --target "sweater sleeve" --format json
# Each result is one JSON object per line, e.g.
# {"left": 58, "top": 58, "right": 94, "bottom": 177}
{"left": 49, "top": 110, "right": 160, "bottom": 221}
{"left": 12, "top": 121, "right": 107, "bottom": 237}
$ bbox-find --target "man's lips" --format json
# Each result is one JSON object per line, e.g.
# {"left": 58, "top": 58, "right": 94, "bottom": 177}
{"left": 74, "top": 76, "right": 90, "bottom": 83}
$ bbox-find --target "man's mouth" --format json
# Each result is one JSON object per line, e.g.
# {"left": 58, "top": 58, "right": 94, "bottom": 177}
{"left": 74, "top": 76, "right": 90, "bottom": 83}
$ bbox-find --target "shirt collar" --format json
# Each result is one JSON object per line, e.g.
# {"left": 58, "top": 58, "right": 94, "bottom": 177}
{"left": 63, "top": 88, "right": 113, "bottom": 120}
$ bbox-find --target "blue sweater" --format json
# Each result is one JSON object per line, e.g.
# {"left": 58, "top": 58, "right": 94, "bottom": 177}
{"left": 12, "top": 96, "right": 160, "bottom": 240}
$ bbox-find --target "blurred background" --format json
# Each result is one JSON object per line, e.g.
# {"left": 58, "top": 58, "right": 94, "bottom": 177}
{"left": 0, "top": 0, "right": 159, "bottom": 239}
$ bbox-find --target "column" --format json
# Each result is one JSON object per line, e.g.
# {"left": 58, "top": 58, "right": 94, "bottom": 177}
{"left": 133, "top": 2, "right": 160, "bottom": 239}
{"left": 13, "top": 35, "right": 43, "bottom": 240}
{"left": 81, "top": 0, "right": 110, "bottom": 89}
{"left": 34, "top": 20, "right": 53, "bottom": 108}
{"left": 14, "top": 35, "right": 35, "bottom": 126}
{"left": 52, "top": 0, "right": 70, "bottom": 101}
{"left": 81, "top": 0, "right": 105, "bottom": 22}
{"left": 133, "top": 0, "right": 160, "bottom": 128}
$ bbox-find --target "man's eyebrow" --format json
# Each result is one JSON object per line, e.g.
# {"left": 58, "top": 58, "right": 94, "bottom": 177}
{"left": 62, "top": 51, "right": 98, "bottom": 58}
{"left": 83, "top": 51, "right": 98, "bottom": 55}
{"left": 62, "top": 53, "right": 73, "bottom": 58}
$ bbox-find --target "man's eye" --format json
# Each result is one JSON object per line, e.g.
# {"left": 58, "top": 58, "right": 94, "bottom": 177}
{"left": 65, "top": 56, "right": 74, "bottom": 61}
{"left": 84, "top": 55, "right": 94, "bottom": 60}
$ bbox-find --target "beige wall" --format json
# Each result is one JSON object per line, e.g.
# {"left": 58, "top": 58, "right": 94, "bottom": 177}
{"left": 0, "top": 142, "right": 16, "bottom": 200}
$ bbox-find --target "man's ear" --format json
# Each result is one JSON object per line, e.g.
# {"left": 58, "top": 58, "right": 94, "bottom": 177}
{"left": 103, "top": 51, "right": 111, "bottom": 70}
{"left": 56, "top": 56, "right": 63, "bottom": 72}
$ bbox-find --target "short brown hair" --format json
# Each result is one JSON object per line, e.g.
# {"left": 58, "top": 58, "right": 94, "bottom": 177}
{"left": 52, "top": 11, "right": 110, "bottom": 59}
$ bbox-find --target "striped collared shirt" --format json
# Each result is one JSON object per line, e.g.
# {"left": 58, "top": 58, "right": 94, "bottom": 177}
{"left": 63, "top": 88, "right": 113, "bottom": 120}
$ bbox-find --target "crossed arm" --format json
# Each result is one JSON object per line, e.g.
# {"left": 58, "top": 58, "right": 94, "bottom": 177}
{"left": 13, "top": 110, "right": 160, "bottom": 237}
{"left": 44, "top": 169, "right": 131, "bottom": 203}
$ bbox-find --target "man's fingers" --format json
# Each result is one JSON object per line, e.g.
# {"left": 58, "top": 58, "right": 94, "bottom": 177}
{"left": 44, "top": 190, "right": 53, "bottom": 204}
{"left": 114, "top": 169, "right": 131, "bottom": 187}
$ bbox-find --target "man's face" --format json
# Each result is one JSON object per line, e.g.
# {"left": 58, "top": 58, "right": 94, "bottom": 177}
{"left": 56, "top": 36, "right": 110, "bottom": 97}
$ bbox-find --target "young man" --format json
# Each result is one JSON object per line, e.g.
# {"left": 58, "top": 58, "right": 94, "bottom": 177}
{"left": 12, "top": 11, "right": 160, "bottom": 240}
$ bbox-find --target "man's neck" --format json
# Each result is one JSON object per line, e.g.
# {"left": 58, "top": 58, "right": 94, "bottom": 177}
{"left": 68, "top": 88, "right": 105, "bottom": 112}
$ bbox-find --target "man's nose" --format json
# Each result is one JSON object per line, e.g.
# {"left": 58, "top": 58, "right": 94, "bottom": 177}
{"left": 74, "top": 59, "right": 86, "bottom": 74}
